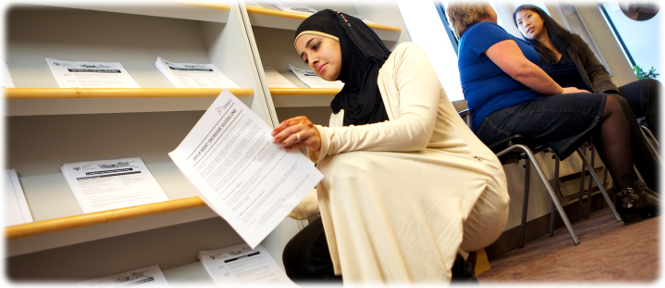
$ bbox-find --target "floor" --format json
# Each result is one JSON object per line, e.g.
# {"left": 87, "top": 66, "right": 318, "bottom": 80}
{"left": 476, "top": 208, "right": 661, "bottom": 284}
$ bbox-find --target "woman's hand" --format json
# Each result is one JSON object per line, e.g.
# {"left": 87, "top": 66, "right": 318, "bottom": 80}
{"left": 271, "top": 116, "right": 322, "bottom": 152}
{"left": 562, "top": 87, "right": 591, "bottom": 94}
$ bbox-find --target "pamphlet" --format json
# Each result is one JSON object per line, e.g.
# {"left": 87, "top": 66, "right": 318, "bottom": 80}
{"left": 46, "top": 58, "right": 140, "bottom": 88}
{"left": 271, "top": 3, "right": 317, "bottom": 15}
{"left": 155, "top": 57, "right": 240, "bottom": 89}
{"left": 198, "top": 243, "right": 295, "bottom": 286}
{"left": 1, "top": 61, "right": 14, "bottom": 88}
{"left": 169, "top": 90, "right": 323, "bottom": 248}
{"left": 77, "top": 264, "right": 169, "bottom": 287}
{"left": 263, "top": 66, "right": 298, "bottom": 88}
{"left": 4, "top": 169, "right": 33, "bottom": 226}
{"left": 61, "top": 157, "right": 169, "bottom": 214}
{"left": 289, "top": 64, "right": 344, "bottom": 89}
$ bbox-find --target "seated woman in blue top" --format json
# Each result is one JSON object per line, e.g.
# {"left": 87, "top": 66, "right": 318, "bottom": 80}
{"left": 446, "top": 2, "right": 658, "bottom": 220}
{"left": 512, "top": 4, "right": 660, "bottom": 193}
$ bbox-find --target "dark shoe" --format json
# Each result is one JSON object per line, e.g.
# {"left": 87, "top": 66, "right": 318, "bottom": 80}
{"left": 615, "top": 181, "right": 659, "bottom": 225}
{"left": 451, "top": 252, "right": 477, "bottom": 283}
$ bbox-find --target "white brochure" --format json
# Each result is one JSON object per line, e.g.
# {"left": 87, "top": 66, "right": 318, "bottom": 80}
{"left": 46, "top": 58, "right": 140, "bottom": 88}
{"left": 61, "top": 157, "right": 169, "bottom": 214}
{"left": 263, "top": 66, "right": 297, "bottom": 88}
{"left": 1, "top": 61, "right": 14, "bottom": 88}
{"left": 288, "top": 64, "right": 344, "bottom": 89}
{"left": 77, "top": 264, "right": 169, "bottom": 287}
{"left": 4, "top": 169, "right": 33, "bottom": 227}
{"left": 271, "top": 3, "right": 317, "bottom": 15}
{"left": 198, "top": 243, "right": 295, "bottom": 286}
{"left": 169, "top": 90, "right": 323, "bottom": 248}
{"left": 155, "top": 57, "right": 240, "bottom": 89}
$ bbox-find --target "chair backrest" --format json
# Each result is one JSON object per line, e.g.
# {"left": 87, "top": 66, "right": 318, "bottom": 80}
{"left": 457, "top": 109, "right": 472, "bottom": 129}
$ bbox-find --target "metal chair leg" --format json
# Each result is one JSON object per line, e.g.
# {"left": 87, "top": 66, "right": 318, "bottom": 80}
{"left": 577, "top": 145, "right": 586, "bottom": 221}
{"left": 549, "top": 154, "right": 560, "bottom": 237}
{"left": 519, "top": 157, "right": 531, "bottom": 248}
{"left": 497, "top": 144, "right": 580, "bottom": 246}
{"left": 576, "top": 149, "right": 623, "bottom": 223}
{"left": 586, "top": 144, "right": 596, "bottom": 219}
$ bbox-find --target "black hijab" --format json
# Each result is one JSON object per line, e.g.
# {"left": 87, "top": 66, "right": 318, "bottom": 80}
{"left": 295, "top": 9, "right": 392, "bottom": 126}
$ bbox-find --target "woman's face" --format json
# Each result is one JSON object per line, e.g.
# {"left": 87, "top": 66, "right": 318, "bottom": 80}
{"left": 295, "top": 34, "right": 342, "bottom": 81}
{"left": 515, "top": 9, "right": 546, "bottom": 40}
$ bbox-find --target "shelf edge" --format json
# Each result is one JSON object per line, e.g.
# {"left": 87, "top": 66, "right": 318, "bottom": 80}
{"left": 246, "top": 7, "right": 401, "bottom": 33}
{"left": 5, "top": 197, "right": 207, "bottom": 240}
{"left": 269, "top": 88, "right": 341, "bottom": 96}
{"left": 3, "top": 88, "right": 254, "bottom": 99}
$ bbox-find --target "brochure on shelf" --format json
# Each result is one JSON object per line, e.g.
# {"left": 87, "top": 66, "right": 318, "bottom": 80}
{"left": 198, "top": 243, "right": 295, "bottom": 286}
{"left": 61, "top": 157, "right": 169, "bottom": 214}
{"left": 244, "top": 2, "right": 264, "bottom": 8}
{"left": 169, "top": 89, "right": 323, "bottom": 248}
{"left": 289, "top": 64, "right": 344, "bottom": 89}
{"left": 271, "top": 2, "right": 317, "bottom": 15}
{"left": 46, "top": 58, "right": 140, "bottom": 88}
{"left": 263, "top": 66, "right": 298, "bottom": 88}
{"left": 77, "top": 264, "right": 169, "bottom": 287}
{"left": 4, "top": 169, "right": 33, "bottom": 227}
{"left": 155, "top": 57, "right": 240, "bottom": 89}
{"left": 1, "top": 60, "right": 14, "bottom": 88}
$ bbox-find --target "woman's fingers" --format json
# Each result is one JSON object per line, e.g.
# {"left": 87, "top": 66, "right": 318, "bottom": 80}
{"left": 270, "top": 116, "right": 321, "bottom": 151}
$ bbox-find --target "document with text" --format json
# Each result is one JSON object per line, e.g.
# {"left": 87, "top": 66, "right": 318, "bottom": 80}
{"left": 198, "top": 243, "right": 295, "bottom": 286}
{"left": 61, "top": 157, "right": 169, "bottom": 214}
{"left": 77, "top": 264, "right": 169, "bottom": 287}
{"left": 46, "top": 58, "right": 140, "bottom": 88}
{"left": 155, "top": 57, "right": 240, "bottom": 89}
{"left": 169, "top": 90, "right": 323, "bottom": 248}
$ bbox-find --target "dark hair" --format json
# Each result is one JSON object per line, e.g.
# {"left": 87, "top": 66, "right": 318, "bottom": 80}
{"left": 512, "top": 5, "right": 585, "bottom": 63}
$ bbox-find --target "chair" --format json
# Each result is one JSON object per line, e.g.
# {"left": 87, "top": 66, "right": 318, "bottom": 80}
{"left": 458, "top": 109, "right": 622, "bottom": 248}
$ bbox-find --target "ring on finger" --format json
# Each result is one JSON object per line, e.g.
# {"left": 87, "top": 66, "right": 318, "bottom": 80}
{"left": 296, "top": 132, "right": 301, "bottom": 142}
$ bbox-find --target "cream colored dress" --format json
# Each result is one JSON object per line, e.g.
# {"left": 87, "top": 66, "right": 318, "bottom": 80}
{"left": 290, "top": 43, "right": 510, "bottom": 283}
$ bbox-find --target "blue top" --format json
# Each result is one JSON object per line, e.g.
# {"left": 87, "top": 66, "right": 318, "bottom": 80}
{"left": 539, "top": 57, "right": 590, "bottom": 91}
{"left": 458, "top": 22, "right": 541, "bottom": 131}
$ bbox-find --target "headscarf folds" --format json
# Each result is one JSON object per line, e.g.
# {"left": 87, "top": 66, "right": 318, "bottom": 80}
{"left": 295, "top": 9, "right": 392, "bottom": 126}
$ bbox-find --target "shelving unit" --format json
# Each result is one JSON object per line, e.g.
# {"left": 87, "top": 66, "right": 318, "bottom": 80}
{"left": 3, "top": 1, "right": 413, "bottom": 283}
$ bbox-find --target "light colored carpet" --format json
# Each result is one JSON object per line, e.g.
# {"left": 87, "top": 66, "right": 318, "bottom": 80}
{"left": 477, "top": 208, "right": 660, "bottom": 283}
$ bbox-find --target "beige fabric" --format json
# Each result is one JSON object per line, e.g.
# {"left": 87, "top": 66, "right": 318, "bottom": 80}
{"left": 295, "top": 43, "right": 509, "bottom": 283}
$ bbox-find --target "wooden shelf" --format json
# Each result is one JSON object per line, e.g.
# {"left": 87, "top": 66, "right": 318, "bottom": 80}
{"left": 269, "top": 88, "right": 340, "bottom": 96}
{"left": 246, "top": 6, "right": 401, "bottom": 41}
{"left": 4, "top": 88, "right": 254, "bottom": 99}
{"left": 268, "top": 88, "right": 339, "bottom": 107}
{"left": 5, "top": 197, "right": 207, "bottom": 240}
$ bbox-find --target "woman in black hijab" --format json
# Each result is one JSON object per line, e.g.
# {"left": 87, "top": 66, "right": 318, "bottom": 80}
{"left": 273, "top": 9, "right": 510, "bottom": 283}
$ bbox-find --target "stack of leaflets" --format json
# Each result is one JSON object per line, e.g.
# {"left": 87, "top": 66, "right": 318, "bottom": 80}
{"left": 4, "top": 169, "right": 33, "bottom": 226}
{"left": 271, "top": 3, "right": 317, "bottom": 15}
{"left": 1, "top": 61, "right": 14, "bottom": 88}
{"left": 61, "top": 157, "right": 169, "bottom": 214}
{"left": 77, "top": 264, "right": 169, "bottom": 287}
{"left": 263, "top": 66, "right": 298, "bottom": 88}
{"left": 289, "top": 64, "right": 344, "bottom": 89}
{"left": 198, "top": 243, "right": 295, "bottom": 286}
{"left": 155, "top": 57, "right": 240, "bottom": 89}
{"left": 46, "top": 58, "right": 140, "bottom": 88}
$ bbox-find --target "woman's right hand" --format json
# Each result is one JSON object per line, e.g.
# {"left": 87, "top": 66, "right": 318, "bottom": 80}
{"left": 562, "top": 87, "right": 591, "bottom": 94}
{"left": 271, "top": 116, "right": 322, "bottom": 152}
